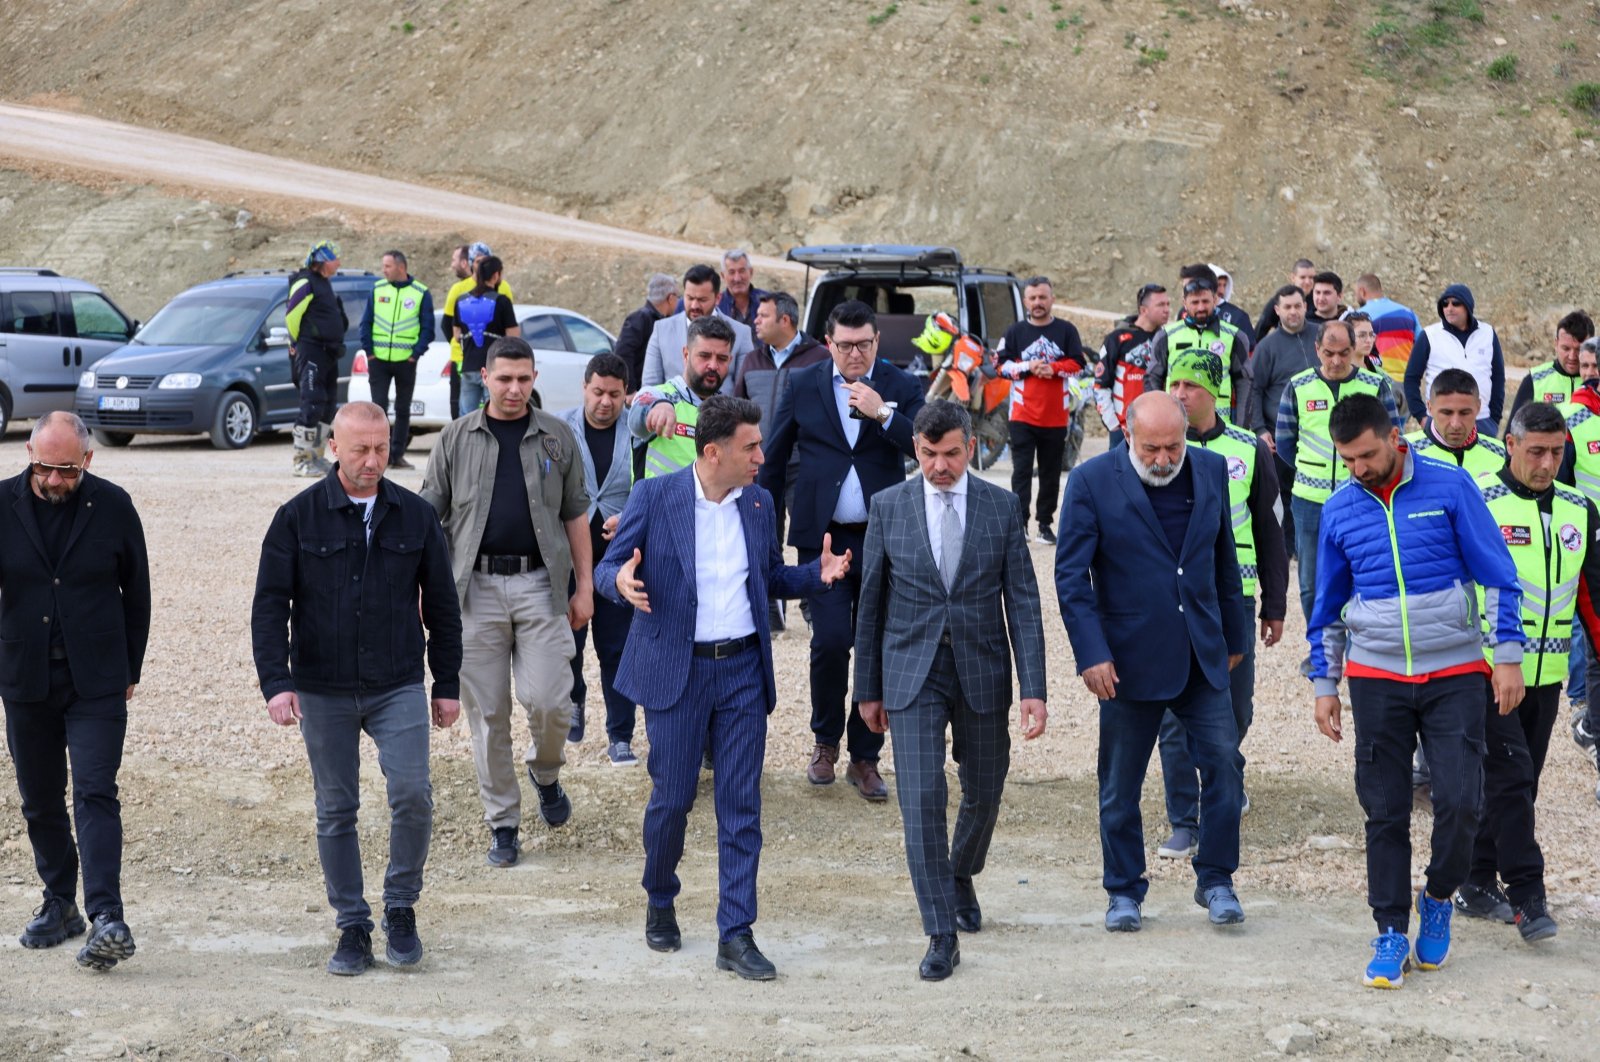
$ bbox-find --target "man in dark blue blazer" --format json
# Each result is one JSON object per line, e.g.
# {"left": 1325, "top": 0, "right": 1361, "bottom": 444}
{"left": 1056, "top": 392, "right": 1251, "bottom": 932}
{"left": 760, "top": 299, "right": 925, "bottom": 800}
{"left": 596, "top": 395, "right": 850, "bottom": 980}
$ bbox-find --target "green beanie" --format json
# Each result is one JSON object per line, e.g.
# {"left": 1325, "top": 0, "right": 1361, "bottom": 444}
{"left": 1166, "top": 348, "right": 1225, "bottom": 398}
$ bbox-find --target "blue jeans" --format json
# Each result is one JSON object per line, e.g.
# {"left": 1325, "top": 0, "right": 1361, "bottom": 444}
{"left": 458, "top": 372, "right": 487, "bottom": 417}
{"left": 298, "top": 684, "right": 433, "bottom": 931}
{"left": 1098, "top": 671, "right": 1242, "bottom": 901}
{"left": 1570, "top": 627, "right": 1587, "bottom": 705}
{"left": 1290, "top": 495, "right": 1324, "bottom": 623}
{"left": 1158, "top": 599, "right": 1256, "bottom": 831}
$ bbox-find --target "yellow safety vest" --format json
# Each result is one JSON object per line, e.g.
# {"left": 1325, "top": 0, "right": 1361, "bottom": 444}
{"left": 1287, "top": 368, "right": 1387, "bottom": 504}
{"left": 642, "top": 379, "right": 700, "bottom": 479}
{"left": 369, "top": 278, "right": 428, "bottom": 361}
{"left": 1405, "top": 429, "right": 1507, "bottom": 478}
{"left": 1189, "top": 417, "right": 1260, "bottom": 598}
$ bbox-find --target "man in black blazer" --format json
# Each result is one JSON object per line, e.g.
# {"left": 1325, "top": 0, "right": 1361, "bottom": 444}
{"left": 856, "top": 401, "right": 1048, "bottom": 980}
{"left": 760, "top": 299, "right": 926, "bottom": 800}
{"left": 614, "top": 273, "right": 679, "bottom": 393}
{"left": 1, "top": 412, "right": 150, "bottom": 971}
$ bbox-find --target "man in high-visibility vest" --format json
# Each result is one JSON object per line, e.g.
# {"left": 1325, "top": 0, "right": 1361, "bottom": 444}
{"left": 286, "top": 240, "right": 348, "bottom": 477}
{"left": 1508, "top": 311, "right": 1594, "bottom": 423}
{"left": 1155, "top": 349, "right": 1288, "bottom": 859}
{"left": 628, "top": 315, "right": 736, "bottom": 479}
{"left": 1406, "top": 369, "right": 1507, "bottom": 477}
{"left": 1454, "top": 401, "right": 1600, "bottom": 940}
{"left": 1276, "top": 320, "right": 1400, "bottom": 627}
{"left": 359, "top": 250, "right": 434, "bottom": 469}
{"left": 1144, "top": 266, "right": 1249, "bottom": 421}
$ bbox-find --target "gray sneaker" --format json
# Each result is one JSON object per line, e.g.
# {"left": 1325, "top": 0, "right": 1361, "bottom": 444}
{"left": 1157, "top": 827, "right": 1198, "bottom": 859}
{"left": 608, "top": 740, "right": 639, "bottom": 766}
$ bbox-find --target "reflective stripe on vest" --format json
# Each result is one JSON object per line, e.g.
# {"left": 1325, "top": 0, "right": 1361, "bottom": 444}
{"left": 1564, "top": 404, "right": 1600, "bottom": 506}
{"left": 1190, "top": 417, "right": 1260, "bottom": 598}
{"left": 1404, "top": 430, "right": 1507, "bottom": 478}
{"left": 643, "top": 381, "right": 700, "bottom": 478}
{"left": 1529, "top": 360, "right": 1580, "bottom": 406}
{"left": 370, "top": 279, "right": 427, "bottom": 361}
{"left": 1162, "top": 319, "right": 1240, "bottom": 401}
{"left": 1288, "top": 369, "right": 1386, "bottom": 504}
{"left": 1476, "top": 476, "right": 1589, "bottom": 686}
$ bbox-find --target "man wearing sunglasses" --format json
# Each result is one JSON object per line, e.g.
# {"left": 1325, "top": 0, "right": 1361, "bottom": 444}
{"left": 1, "top": 412, "right": 150, "bottom": 972}
{"left": 1404, "top": 284, "right": 1506, "bottom": 437}
{"left": 1145, "top": 266, "right": 1249, "bottom": 422}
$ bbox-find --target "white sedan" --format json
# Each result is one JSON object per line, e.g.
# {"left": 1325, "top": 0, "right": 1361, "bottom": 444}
{"left": 348, "top": 303, "right": 617, "bottom": 434}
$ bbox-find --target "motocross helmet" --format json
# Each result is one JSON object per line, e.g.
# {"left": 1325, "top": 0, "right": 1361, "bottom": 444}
{"left": 305, "top": 240, "right": 340, "bottom": 268}
{"left": 912, "top": 312, "right": 959, "bottom": 357}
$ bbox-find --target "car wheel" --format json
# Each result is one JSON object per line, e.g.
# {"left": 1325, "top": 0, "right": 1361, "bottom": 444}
{"left": 211, "top": 392, "right": 257, "bottom": 450}
{"left": 92, "top": 429, "right": 134, "bottom": 448}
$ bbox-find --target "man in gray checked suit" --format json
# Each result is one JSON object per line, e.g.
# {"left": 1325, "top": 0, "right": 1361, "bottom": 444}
{"left": 855, "top": 401, "right": 1049, "bottom": 982}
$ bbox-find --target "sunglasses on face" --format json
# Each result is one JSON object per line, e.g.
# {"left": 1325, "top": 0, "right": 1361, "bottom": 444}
{"left": 1442, "top": 298, "right": 1465, "bottom": 308}
{"left": 31, "top": 461, "right": 84, "bottom": 480}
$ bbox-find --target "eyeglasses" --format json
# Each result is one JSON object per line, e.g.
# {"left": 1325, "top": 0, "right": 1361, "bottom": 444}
{"left": 30, "top": 461, "right": 84, "bottom": 480}
{"left": 1441, "top": 298, "right": 1466, "bottom": 308}
{"left": 831, "top": 338, "right": 877, "bottom": 355}
{"left": 1182, "top": 279, "right": 1217, "bottom": 295}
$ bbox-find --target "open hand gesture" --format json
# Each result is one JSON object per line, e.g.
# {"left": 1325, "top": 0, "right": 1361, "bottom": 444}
{"left": 820, "top": 532, "right": 852, "bottom": 584}
{"left": 617, "top": 547, "right": 651, "bottom": 612}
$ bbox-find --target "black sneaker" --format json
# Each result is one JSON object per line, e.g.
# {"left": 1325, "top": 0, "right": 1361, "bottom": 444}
{"left": 20, "top": 895, "right": 86, "bottom": 949}
{"left": 1036, "top": 525, "right": 1057, "bottom": 545}
{"left": 568, "top": 700, "right": 585, "bottom": 744}
{"left": 75, "top": 911, "right": 136, "bottom": 971}
{"left": 382, "top": 906, "right": 422, "bottom": 966}
{"left": 488, "top": 826, "right": 520, "bottom": 867}
{"left": 1454, "top": 882, "right": 1515, "bottom": 923}
{"left": 327, "top": 925, "right": 375, "bottom": 976}
{"left": 1514, "top": 896, "right": 1558, "bottom": 943}
{"left": 533, "top": 772, "right": 572, "bottom": 827}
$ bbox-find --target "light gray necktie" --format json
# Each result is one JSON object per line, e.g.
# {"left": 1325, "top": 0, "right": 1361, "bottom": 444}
{"left": 939, "top": 490, "right": 960, "bottom": 590}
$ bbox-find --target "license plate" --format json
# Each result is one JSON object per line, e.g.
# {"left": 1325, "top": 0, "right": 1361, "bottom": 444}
{"left": 98, "top": 396, "right": 140, "bottom": 411}
{"left": 410, "top": 401, "right": 425, "bottom": 415}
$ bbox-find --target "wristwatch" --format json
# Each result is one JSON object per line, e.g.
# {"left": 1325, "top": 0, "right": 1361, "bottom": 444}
{"left": 874, "top": 405, "right": 892, "bottom": 426}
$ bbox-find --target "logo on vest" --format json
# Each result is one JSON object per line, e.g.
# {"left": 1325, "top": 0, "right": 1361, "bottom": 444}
{"left": 1209, "top": 340, "right": 1227, "bottom": 356}
{"left": 403, "top": 298, "right": 417, "bottom": 310}
{"left": 1501, "top": 525, "right": 1532, "bottom": 546}
{"left": 1226, "top": 456, "right": 1248, "bottom": 481}
{"left": 1305, "top": 399, "right": 1329, "bottom": 412}
{"left": 378, "top": 295, "right": 392, "bottom": 304}
{"left": 674, "top": 423, "right": 696, "bottom": 438}
{"left": 1561, "top": 523, "right": 1583, "bottom": 552}
{"left": 1544, "top": 393, "right": 1567, "bottom": 403}
{"left": 1588, "top": 440, "right": 1600, "bottom": 455}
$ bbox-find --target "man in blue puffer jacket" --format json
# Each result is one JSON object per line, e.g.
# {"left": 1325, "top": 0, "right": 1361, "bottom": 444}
{"left": 1307, "top": 393, "right": 1524, "bottom": 991}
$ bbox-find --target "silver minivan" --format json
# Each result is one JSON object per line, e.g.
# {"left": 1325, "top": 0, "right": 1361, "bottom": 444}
{"left": 0, "top": 268, "right": 138, "bottom": 437}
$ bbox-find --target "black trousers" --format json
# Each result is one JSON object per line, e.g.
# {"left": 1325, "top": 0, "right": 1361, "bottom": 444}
{"left": 294, "top": 343, "right": 340, "bottom": 428}
{"left": 1275, "top": 456, "right": 1296, "bottom": 558}
{"left": 799, "top": 523, "right": 882, "bottom": 762}
{"left": 3, "top": 659, "right": 127, "bottom": 920}
{"left": 367, "top": 357, "right": 418, "bottom": 458}
{"left": 1008, "top": 421, "right": 1066, "bottom": 529}
{"left": 1349, "top": 672, "right": 1488, "bottom": 933}
{"left": 1469, "top": 682, "right": 1560, "bottom": 905}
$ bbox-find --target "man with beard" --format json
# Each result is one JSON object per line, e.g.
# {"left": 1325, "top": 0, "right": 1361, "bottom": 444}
{"left": 1509, "top": 312, "right": 1594, "bottom": 421}
{"left": 641, "top": 264, "right": 755, "bottom": 392}
{"left": 1095, "top": 282, "right": 1171, "bottom": 446}
{"left": 1056, "top": 392, "right": 1250, "bottom": 933}
{"left": 1144, "top": 267, "right": 1249, "bottom": 421}
{"left": 631, "top": 316, "right": 740, "bottom": 479}
{"left": 1307, "top": 394, "right": 1523, "bottom": 988}
{"left": 1, "top": 413, "right": 149, "bottom": 972}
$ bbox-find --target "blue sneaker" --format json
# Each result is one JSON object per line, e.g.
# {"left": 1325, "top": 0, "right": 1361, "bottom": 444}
{"left": 1364, "top": 928, "right": 1410, "bottom": 989}
{"left": 1414, "top": 891, "right": 1453, "bottom": 970}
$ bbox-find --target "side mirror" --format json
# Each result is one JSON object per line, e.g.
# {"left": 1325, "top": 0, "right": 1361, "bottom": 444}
{"left": 264, "top": 327, "right": 291, "bottom": 348}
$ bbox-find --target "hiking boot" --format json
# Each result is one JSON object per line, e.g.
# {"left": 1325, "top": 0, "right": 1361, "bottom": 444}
{"left": 326, "top": 925, "right": 374, "bottom": 976}
{"left": 382, "top": 906, "right": 422, "bottom": 966}
{"left": 1156, "top": 827, "right": 1198, "bottom": 859}
{"left": 20, "top": 895, "right": 86, "bottom": 949}
{"left": 1364, "top": 928, "right": 1411, "bottom": 989}
{"left": 487, "top": 826, "right": 519, "bottom": 867}
{"left": 806, "top": 743, "right": 839, "bottom": 785}
{"left": 1413, "top": 891, "right": 1453, "bottom": 970}
{"left": 1453, "top": 882, "right": 1514, "bottom": 924}
{"left": 75, "top": 911, "right": 136, "bottom": 972}
{"left": 608, "top": 740, "right": 639, "bottom": 766}
{"left": 1513, "top": 896, "right": 1558, "bottom": 943}
{"left": 534, "top": 773, "right": 572, "bottom": 827}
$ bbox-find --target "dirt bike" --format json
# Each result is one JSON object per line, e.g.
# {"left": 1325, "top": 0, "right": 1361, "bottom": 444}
{"left": 918, "top": 313, "right": 1011, "bottom": 469}
{"left": 1062, "top": 372, "right": 1096, "bottom": 472}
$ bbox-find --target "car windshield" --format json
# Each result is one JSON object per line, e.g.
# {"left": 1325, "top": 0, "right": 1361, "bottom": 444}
{"left": 134, "top": 293, "right": 266, "bottom": 346}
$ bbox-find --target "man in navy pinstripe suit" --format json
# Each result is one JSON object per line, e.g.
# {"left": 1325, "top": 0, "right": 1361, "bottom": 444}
{"left": 856, "top": 401, "right": 1049, "bottom": 981}
{"left": 595, "top": 395, "right": 851, "bottom": 980}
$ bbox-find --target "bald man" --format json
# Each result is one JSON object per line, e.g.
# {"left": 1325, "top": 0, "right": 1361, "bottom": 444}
{"left": 1055, "top": 392, "right": 1251, "bottom": 932}
{"left": 252, "top": 401, "right": 463, "bottom": 977}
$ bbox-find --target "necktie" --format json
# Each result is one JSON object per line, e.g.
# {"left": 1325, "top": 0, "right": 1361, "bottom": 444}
{"left": 939, "top": 491, "right": 960, "bottom": 590}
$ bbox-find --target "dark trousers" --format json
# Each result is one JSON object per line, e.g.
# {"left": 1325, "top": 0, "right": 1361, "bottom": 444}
{"left": 448, "top": 362, "right": 462, "bottom": 421}
{"left": 1098, "top": 668, "right": 1242, "bottom": 901}
{"left": 3, "top": 659, "right": 127, "bottom": 920}
{"left": 1008, "top": 421, "right": 1066, "bottom": 529}
{"left": 1349, "top": 672, "right": 1488, "bottom": 933}
{"left": 887, "top": 645, "right": 1011, "bottom": 935}
{"left": 641, "top": 646, "right": 766, "bottom": 941}
{"left": 1158, "top": 599, "right": 1256, "bottom": 830}
{"left": 1275, "top": 457, "right": 1296, "bottom": 559}
{"left": 294, "top": 344, "right": 340, "bottom": 428}
{"left": 367, "top": 357, "right": 418, "bottom": 457}
{"left": 1469, "top": 682, "right": 1560, "bottom": 905}
{"left": 800, "top": 523, "right": 882, "bottom": 762}
{"left": 570, "top": 574, "right": 637, "bottom": 744}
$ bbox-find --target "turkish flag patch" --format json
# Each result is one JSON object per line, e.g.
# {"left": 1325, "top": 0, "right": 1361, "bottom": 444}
{"left": 1305, "top": 399, "right": 1329, "bottom": 412}
{"left": 1501, "top": 525, "right": 1532, "bottom": 546}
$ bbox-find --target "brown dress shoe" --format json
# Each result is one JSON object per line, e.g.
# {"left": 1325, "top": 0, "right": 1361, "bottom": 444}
{"left": 806, "top": 743, "right": 839, "bottom": 785}
{"left": 845, "top": 760, "right": 889, "bottom": 802}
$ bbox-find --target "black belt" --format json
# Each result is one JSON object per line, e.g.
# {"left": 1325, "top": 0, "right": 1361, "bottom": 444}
{"left": 828, "top": 521, "right": 869, "bottom": 534}
{"left": 692, "top": 633, "right": 759, "bottom": 659}
{"left": 476, "top": 554, "right": 543, "bottom": 575}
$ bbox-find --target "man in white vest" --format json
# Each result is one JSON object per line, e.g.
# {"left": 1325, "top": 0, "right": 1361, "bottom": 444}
{"left": 1403, "top": 284, "right": 1505, "bottom": 437}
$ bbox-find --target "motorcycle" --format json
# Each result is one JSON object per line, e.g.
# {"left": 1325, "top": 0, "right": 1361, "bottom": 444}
{"left": 913, "top": 313, "right": 1011, "bottom": 469}
{"left": 1062, "top": 370, "right": 1097, "bottom": 472}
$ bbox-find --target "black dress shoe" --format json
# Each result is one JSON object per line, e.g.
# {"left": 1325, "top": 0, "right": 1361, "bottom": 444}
{"left": 954, "top": 876, "right": 982, "bottom": 933}
{"left": 645, "top": 904, "right": 681, "bottom": 952}
{"left": 76, "top": 911, "right": 136, "bottom": 971}
{"left": 715, "top": 932, "right": 776, "bottom": 980}
{"left": 919, "top": 933, "right": 961, "bottom": 981}
{"left": 20, "top": 895, "right": 86, "bottom": 949}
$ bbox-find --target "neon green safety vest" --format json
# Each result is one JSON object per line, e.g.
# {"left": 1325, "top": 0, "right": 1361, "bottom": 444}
{"left": 1163, "top": 318, "right": 1242, "bottom": 404}
{"left": 1287, "top": 368, "right": 1388, "bottom": 504}
{"left": 1405, "top": 429, "right": 1507, "bottom": 478}
{"left": 1528, "top": 361, "right": 1581, "bottom": 406}
{"left": 1189, "top": 416, "right": 1260, "bottom": 598}
{"left": 369, "top": 278, "right": 428, "bottom": 361}
{"left": 1475, "top": 473, "right": 1590, "bottom": 686}
{"left": 1563, "top": 403, "right": 1600, "bottom": 506}
{"left": 643, "top": 378, "right": 700, "bottom": 478}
